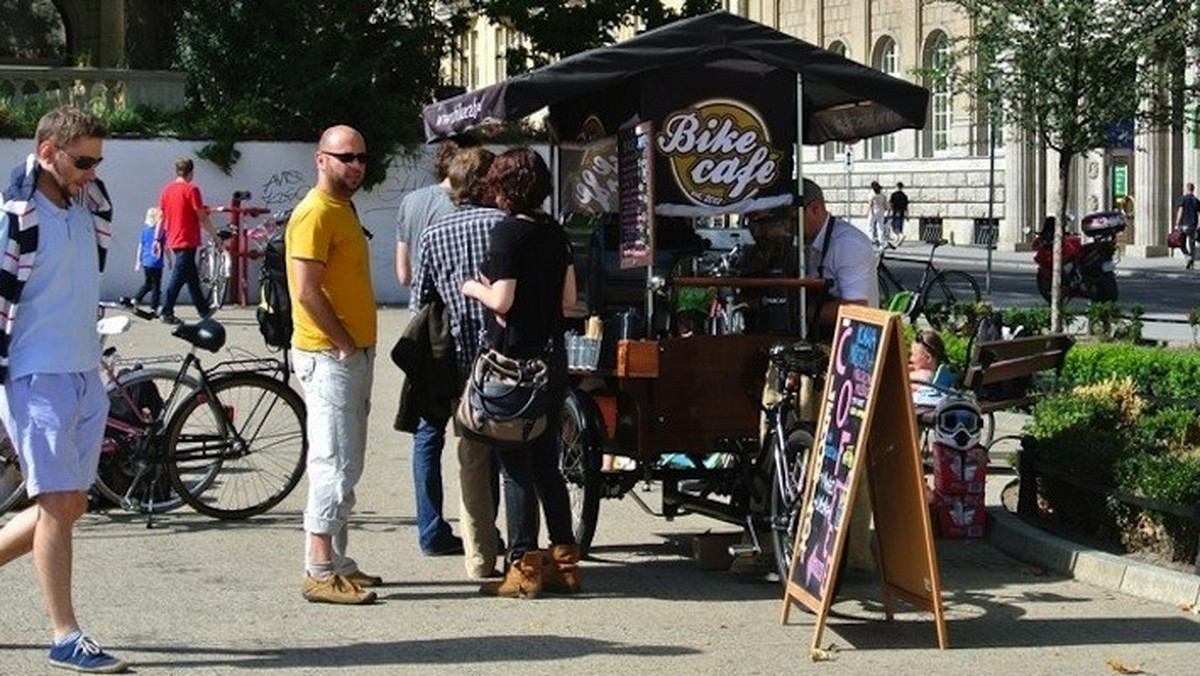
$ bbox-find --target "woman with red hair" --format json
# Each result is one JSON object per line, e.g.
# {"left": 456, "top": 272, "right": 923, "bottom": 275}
{"left": 462, "top": 148, "right": 581, "bottom": 598}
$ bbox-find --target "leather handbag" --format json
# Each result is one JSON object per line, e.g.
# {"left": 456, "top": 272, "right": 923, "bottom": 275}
{"left": 454, "top": 348, "right": 550, "bottom": 448}
{"left": 1168, "top": 227, "right": 1185, "bottom": 249}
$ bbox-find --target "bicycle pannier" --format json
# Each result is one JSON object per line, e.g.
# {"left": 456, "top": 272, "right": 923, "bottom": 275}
{"left": 454, "top": 348, "right": 550, "bottom": 448}
{"left": 256, "top": 227, "right": 293, "bottom": 350}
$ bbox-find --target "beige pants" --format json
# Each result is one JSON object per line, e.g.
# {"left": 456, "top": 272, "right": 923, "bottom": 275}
{"left": 457, "top": 437, "right": 497, "bottom": 578}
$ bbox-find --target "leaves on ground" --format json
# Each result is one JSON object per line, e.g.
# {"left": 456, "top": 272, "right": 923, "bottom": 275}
{"left": 809, "top": 643, "right": 840, "bottom": 662}
{"left": 1106, "top": 657, "right": 1145, "bottom": 674}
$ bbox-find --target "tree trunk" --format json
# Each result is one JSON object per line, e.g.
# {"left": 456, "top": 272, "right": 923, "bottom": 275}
{"left": 1051, "top": 152, "right": 1073, "bottom": 333}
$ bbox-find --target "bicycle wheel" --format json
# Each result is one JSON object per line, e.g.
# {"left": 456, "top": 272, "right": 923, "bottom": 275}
{"left": 93, "top": 368, "right": 204, "bottom": 514}
{"left": 0, "top": 433, "right": 28, "bottom": 515}
{"left": 559, "top": 388, "right": 603, "bottom": 555}
{"left": 768, "top": 427, "right": 815, "bottom": 585}
{"left": 197, "top": 246, "right": 227, "bottom": 311}
{"left": 167, "top": 373, "right": 306, "bottom": 520}
{"left": 917, "top": 270, "right": 981, "bottom": 329}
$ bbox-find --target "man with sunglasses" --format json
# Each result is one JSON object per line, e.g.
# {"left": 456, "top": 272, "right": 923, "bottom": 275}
{"left": 287, "top": 125, "right": 381, "bottom": 605}
{"left": 157, "top": 156, "right": 222, "bottom": 325}
{"left": 0, "top": 106, "right": 127, "bottom": 672}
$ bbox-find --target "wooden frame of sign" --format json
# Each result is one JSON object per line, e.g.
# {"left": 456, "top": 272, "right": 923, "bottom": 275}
{"left": 780, "top": 306, "right": 947, "bottom": 651}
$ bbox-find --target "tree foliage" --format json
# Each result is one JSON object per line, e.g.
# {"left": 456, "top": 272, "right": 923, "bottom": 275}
{"left": 944, "top": 0, "right": 1199, "bottom": 331}
{"left": 0, "top": 0, "right": 66, "bottom": 62}
{"left": 174, "top": 0, "right": 466, "bottom": 187}
{"left": 471, "top": 0, "right": 719, "bottom": 75}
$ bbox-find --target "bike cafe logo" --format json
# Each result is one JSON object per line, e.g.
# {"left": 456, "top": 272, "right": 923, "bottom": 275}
{"left": 657, "top": 99, "right": 781, "bottom": 207}
{"left": 569, "top": 116, "right": 619, "bottom": 212}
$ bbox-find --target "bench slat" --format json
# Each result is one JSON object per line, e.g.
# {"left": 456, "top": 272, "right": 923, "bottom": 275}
{"left": 962, "top": 334, "right": 1074, "bottom": 392}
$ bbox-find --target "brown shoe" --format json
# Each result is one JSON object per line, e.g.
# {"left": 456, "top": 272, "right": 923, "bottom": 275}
{"left": 479, "top": 551, "right": 543, "bottom": 598}
{"left": 343, "top": 570, "right": 383, "bottom": 588}
{"left": 542, "top": 544, "right": 582, "bottom": 594}
{"left": 302, "top": 574, "right": 377, "bottom": 605}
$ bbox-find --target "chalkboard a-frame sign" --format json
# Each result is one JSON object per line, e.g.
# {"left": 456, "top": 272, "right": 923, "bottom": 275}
{"left": 780, "top": 306, "right": 947, "bottom": 651}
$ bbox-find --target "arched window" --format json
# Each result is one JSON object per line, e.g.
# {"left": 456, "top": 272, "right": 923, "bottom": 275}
{"left": 922, "top": 31, "right": 953, "bottom": 157}
{"left": 823, "top": 40, "right": 850, "bottom": 162}
{"left": 870, "top": 36, "right": 899, "bottom": 159}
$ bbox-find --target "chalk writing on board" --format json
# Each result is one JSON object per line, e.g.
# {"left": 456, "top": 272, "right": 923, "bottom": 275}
{"left": 793, "top": 317, "right": 880, "bottom": 600}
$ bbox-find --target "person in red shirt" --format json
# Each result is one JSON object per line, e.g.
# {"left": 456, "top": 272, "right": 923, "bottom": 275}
{"left": 157, "top": 157, "right": 220, "bottom": 324}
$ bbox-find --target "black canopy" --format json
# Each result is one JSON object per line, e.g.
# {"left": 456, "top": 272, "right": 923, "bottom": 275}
{"left": 422, "top": 11, "right": 929, "bottom": 145}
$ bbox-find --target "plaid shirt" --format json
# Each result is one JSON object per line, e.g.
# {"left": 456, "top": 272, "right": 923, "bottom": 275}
{"left": 413, "top": 204, "right": 506, "bottom": 378}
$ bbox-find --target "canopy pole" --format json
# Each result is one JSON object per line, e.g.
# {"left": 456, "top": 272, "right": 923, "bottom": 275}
{"left": 796, "top": 74, "right": 808, "bottom": 341}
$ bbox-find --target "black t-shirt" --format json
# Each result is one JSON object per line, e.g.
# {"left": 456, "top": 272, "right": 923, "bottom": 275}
{"left": 889, "top": 189, "right": 909, "bottom": 216}
{"left": 483, "top": 214, "right": 573, "bottom": 358}
{"left": 1180, "top": 194, "right": 1200, "bottom": 228}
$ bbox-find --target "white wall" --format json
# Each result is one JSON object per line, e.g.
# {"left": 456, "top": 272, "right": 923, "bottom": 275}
{"left": 1, "top": 138, "right": 440, "bottom": 305}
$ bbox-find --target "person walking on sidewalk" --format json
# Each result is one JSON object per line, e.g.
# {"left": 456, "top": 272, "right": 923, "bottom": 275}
{"left": 288, "top": 125, "right": 382, "bottom": 605}
{"left": 0, "top": 106, "right": 127, "bottom": 673}
{"left": 888, "top": 181, "right": 909, "bottom": 237}
{"left": 1175, "top": 182, "right": 1199, "bottom": 269}
{"left": 129, "top": 207, "right": 166, "bottom": 312}
{"left": 414, "top": 146, "right": 508, "bottom": 579}
{"left": 157, "top": 157, "right": 221, "bottom": 324}
{"left": 866, "top": 180, "right": 889, "bottom": 247}
{"left": 395, "top": 139, "right": 463, "bottom": 557}
{"left": 462, "top": 148, "right": 582, "bottom": 598}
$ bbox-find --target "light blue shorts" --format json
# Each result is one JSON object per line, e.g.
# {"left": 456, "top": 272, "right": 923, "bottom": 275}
{"left": 0, "top": 371, "right": 109, "bottom": 497}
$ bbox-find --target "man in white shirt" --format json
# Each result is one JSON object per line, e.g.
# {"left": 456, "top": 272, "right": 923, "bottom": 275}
{"left": 802, "top": 178, "right": 880, "bottom": 331}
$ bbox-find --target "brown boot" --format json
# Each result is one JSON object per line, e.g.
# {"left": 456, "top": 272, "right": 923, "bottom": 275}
{"left": 479, "top": 551, "right": 543, "bottom": 598}
{"left": 542, "top": 544, "right": 582, "bottom": 594}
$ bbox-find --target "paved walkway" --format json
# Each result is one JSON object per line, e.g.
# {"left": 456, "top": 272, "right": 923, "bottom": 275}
{"left": 1, "top": 308, "right": 1198, "bottom": 675}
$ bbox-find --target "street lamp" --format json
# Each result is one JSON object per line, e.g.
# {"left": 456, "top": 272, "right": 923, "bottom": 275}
{"left": 985, "top": 72, "right": 999, "bottom": 293}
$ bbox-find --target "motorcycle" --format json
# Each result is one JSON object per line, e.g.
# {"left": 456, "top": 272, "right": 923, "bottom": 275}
{"left": 1033, "top": 210, "right": 1124, "bottom": 303}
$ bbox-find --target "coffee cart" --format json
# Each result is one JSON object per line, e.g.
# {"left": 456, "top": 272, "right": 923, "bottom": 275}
{"left": 422, "top": 11, "right": 930, "bottom": 576}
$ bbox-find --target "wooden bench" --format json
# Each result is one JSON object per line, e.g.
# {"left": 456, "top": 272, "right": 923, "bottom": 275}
{"left": 962, "top": 333, "right": 1075, "bottom": 414}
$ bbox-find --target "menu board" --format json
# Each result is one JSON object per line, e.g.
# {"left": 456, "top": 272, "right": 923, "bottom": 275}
{"left": 792, "top": 313, "right": 879, "bottom": 600}
{"left": 781, "top": 306, "right": 947, "bottom": 650}
{"left": 618, "top": 121, "right": 655, "bottom": 270}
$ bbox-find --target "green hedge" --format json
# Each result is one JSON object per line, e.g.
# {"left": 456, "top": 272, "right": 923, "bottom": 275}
{"left": 1061, "top": 342, "right": 1200, "bottom": 401}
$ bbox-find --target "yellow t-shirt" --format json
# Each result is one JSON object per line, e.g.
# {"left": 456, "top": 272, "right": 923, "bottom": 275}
{"left": 285, "top": 187, "right": 377, "bottom": 351}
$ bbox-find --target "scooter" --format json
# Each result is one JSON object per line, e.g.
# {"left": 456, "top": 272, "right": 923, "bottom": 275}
{"left": 1033, "top": 210, "right": 1124, "bottom": 303}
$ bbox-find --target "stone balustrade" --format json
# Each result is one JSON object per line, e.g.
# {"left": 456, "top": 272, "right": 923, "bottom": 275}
{"left": 0, "top": 66, "right": 187, "bottom": 112}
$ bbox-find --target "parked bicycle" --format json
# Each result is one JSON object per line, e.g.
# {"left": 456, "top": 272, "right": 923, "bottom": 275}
{"left": 200, "top": 204, "right": 284, "bottom": 309}
{"left": 0, "top": 305, "right": 308, "bottom": 522}
{"left": 877, "top": 238, "right": 982, "bottom": 328}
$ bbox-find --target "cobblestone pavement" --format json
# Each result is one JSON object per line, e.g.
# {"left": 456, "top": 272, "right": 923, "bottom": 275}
{"left": 1, "top": 307, "right": 1197, "bottom": 676}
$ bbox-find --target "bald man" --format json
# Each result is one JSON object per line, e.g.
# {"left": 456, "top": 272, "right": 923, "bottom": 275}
{"left": 287, "top": 125, "right": 381, "bottom": 605}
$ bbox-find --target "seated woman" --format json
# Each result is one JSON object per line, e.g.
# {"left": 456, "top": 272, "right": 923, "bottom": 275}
{"left": 909, "top": 329, "right": 947, "bottom": 392}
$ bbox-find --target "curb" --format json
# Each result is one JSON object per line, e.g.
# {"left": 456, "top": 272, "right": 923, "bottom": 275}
{"left": 986, "top": 485, "right": 1200, "bottom": 609}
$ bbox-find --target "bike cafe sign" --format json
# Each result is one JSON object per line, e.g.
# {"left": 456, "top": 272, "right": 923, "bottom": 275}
{"left": 656, "top": 99, "right": 783, "bottom": 208}
{"left": 569, "top": 116, "right": 619, "bottom": 213}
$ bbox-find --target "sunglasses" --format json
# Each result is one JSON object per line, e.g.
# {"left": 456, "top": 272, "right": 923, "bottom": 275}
{"left": 320, "top": 150, "right": 369, "bottom": 165}
{"left": 58, "top": 147, "right": 103, "bottom": 171}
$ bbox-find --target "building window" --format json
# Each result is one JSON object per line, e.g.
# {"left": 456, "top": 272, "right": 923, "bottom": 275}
{"left": 922, "top": 32, "right": 952, "bottom": 157}
{"left": 823, "top": 40, "right": 850, "bottom": 162}
{"left": 495, "top": 28, "right": 506, "bottom": 82}
{"left": 871, "top": 37, "right": 899, "bottom": 159}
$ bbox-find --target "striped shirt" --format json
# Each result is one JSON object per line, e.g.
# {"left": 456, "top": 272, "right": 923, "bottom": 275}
{"left": 413, "top": 204, "right": 505, "bottom": 378}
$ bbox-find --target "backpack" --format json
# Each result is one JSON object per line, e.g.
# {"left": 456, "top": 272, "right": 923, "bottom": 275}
{"left": 256, "top": 227, "right": 293, "bottom": 350}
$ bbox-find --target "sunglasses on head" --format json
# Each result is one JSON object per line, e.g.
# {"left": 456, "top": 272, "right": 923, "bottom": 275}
{"left": 320, "top": 150, "right": 369, "bottom": 165}
{"left": 58, "top": 147, "right": 103, "bottom": 171}
{"left": 914, "top": 334, "right": 944, "bottom": 362}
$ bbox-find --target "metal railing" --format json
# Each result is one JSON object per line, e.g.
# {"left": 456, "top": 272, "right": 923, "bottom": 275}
{"left": 0, "top": 66, "right": 186, "bottom": 112}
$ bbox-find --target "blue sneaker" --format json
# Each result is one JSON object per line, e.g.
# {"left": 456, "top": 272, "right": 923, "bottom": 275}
{"left": 48, "top": 634, "right": 128, "bottom": 673}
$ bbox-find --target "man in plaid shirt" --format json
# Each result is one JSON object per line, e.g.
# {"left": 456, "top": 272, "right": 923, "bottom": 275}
{"left": 412, "top": 146, "right": 506, "bottom": 579}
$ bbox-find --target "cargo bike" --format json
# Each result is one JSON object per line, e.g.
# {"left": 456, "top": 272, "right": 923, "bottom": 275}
{"left": 420, "top": 11, "right": 930, "bottom": 582}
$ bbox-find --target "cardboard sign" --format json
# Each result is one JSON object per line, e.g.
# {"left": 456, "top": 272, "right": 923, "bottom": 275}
{"left": 781, "top": 306, "right": 947, "bottom": 650}
{"left": 618, "top": 122, "right": 655, "bottom": 269}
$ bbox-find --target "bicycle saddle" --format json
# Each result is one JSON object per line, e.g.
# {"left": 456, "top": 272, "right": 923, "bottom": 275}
{"left": 172, "top": 317, "right": 227, "bottom": 353}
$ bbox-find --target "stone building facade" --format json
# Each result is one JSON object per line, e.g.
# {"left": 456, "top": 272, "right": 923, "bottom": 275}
{"left": 445, "top": 3, "right": 1186, "bottom": 256}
